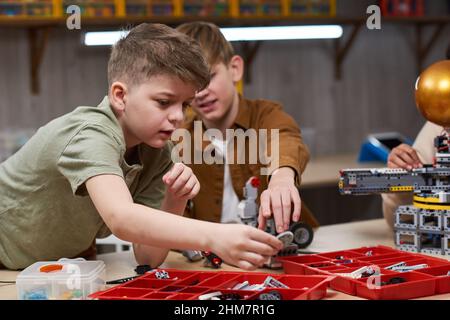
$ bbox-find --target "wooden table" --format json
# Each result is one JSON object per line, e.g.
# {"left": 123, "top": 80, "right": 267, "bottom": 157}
{"left": 1, "top": 219, "right": 449, "bottom": 300}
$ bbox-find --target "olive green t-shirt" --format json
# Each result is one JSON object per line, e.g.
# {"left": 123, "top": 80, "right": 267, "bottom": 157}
{"left": 0, "top": 96, "right": 173, "bottom": 270}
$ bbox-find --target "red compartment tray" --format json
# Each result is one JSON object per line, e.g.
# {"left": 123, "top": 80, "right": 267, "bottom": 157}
{"left": 278, "top": 245, "right": 450, "bottom": 300}
{"left": 89, "top": 269, "right": 334, "bottom": 300}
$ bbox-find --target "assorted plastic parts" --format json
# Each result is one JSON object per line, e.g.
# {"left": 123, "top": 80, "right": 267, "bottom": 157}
{"left": 238, "top": 176, "right": 314, "bottom": 268}
{"left": 419, "top": 231, "right": 445, "bottom": 255}
{"left": 419, "top": 209, "right": 443, "bottom": 232}
{"left": 179, "top": 249, "right": 223, "bottom": 268}
{"left": 181, "top": 176, "right": 314, "bottom": 270}
{"left": 181, "top": 175, "right": 315, "bottom": 270}
{"left": 89, "top": 268, "right": 334, "bottom": 300}
{"left": 395, "top": 230, "right": 420, "bottom": 253}
{"left": 201, "top": 251, "right": 223, "bottom": 269}
{"left": 395, "top": 206, "right": 418, "bottom": 230}
{"left": 290, "top": 222, "right": 314, "bottom": 248}
{"left": 445, "top": 235, "right": 450, "bottom": 256}
{"left": 278, "top": 245, "right": 450, "bottom": 300}
{"left": 444, "top": 212, "right": 450, "bottom": 233}
{"left": 392, "top": 206, "right": 448, "bottom": 254}
{"left": 181, "top": 250, "right": 203, "bottom": 262}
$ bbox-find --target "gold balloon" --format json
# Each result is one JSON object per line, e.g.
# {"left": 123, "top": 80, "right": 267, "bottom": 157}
{"left": 415, "top": 60, "right": 450, "bottom": 127}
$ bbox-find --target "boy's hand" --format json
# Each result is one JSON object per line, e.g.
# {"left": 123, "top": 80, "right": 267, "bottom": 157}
{"left": 162, "top": 163, "right": 200, "bottom": 201}
{"left": 387, "top": 144, "right": 422, "bottom": 170}
{"left": 210, "top": 224, "right": 283, "bottom": 270}
{"left": 258, "top": 167, "right": 301, "bottom": 234}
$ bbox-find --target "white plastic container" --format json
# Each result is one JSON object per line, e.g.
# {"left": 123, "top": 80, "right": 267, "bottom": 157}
{"left": 16, "top": 258, "right": 106, "bottom": 300}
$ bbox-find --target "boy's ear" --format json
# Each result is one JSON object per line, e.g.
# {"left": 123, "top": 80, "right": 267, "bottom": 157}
{"left": 109, "top": 81, "right": 128, "bottom": 113}
{"left": 229, "top": 55, "right": 244, "bottom": 83}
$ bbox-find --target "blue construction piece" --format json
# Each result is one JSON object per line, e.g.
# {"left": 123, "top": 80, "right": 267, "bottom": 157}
{"left": 358, "top": 132, "right": 413, "bottom": 163}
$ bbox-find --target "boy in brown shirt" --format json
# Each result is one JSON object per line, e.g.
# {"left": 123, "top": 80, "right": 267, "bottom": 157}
{"left": 176, "top": 22, "right": 318, "bottom": 234}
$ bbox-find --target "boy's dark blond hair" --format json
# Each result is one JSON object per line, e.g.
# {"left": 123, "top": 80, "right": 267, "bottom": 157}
{"left": 176, "top": 21, "right": 235, "bottom": 67}
{"left": 108, "top": 23, "right": 210, "bottom": 91}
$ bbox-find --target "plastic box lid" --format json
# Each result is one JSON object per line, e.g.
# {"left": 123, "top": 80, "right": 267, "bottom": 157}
{"left": 16, "top": 258, "right": 106, "bottom": 300}
{"left": 17, "top": 258, "right": 105, "bottom": 281}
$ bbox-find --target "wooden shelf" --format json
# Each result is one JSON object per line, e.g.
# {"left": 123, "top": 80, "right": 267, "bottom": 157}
{"left": 0, "top": 15, "right": 449, "bottom": 28}
{"left": 2, "top": 14, "right": 448, "bottom": 95}
{"left": 0, "top": 16, "right": 334, "bottom": 28}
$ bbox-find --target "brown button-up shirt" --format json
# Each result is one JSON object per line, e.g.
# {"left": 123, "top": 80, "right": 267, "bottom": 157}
{"left": 181, "top": 96, "right": 319, "bottom": 228}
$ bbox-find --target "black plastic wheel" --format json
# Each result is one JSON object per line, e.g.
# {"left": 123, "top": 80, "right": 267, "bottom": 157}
{"left": 290, "top": 222, "right": 314, "bottom": 248}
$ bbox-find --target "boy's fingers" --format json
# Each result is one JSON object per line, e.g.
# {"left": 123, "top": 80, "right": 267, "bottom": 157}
{"left": 390, "top": 144, "right": 422, "bottom": 169}
{"left": 236, "top": 260, "right": 257, "bottom": 271}
{"left": 190, "top": 181, "right": 200, "bottom": 198}
{"left": 247, "top": 239, "right": 279, "bottom": 256}
{"left": 258, "top": 207, "right": 267, "bottom": 230}
{"left": 388, "top": 156, "right": 408, "bottom": 169}
{"left": 270, "top": 192, "right": 284, "bottom": 233}
{"left": 239, "top": 252, "right": 267, "bottom": 268}
{"left": 162, "top": 170, "right": 172, "bottom": 185}
{"left": 280, "top": 190, "right": 291, "bottom": 230}
{"left": 165, "top": 163, "right": 184, "bottom": 184}
{"left": 170, "top": 169, "right": 191, "bottom": 193}
{"left": 259, "top": 191, "right": 271, "bottom": 218}
{"left": 178, "top": 177, "right": 197, "bottom": 198}
{"left": 185, "top": 179, "right": 200, "bottom": 197}
{"left": 176, "top": 180, "right": 194, "bottom": 197}
{"left": 250, "top": 229, "right": 283, "bottom": 251}
{"left": 291, "top": 189, "right": 301, "bottom": 222}
{"left": 402, "top": 147, "right": 421, "bottom": 164}
{"left": 397, "top": 151, "right": 415, "bottom": 167}
{"left": 162, "top": 171, "right": 170, "bottom": 183}
{"left": 398, "top": 144, "right": 416, "bottom": 154}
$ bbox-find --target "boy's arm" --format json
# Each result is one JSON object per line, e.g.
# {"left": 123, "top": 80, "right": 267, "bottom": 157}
{"left": 132, "top": 191, "right": 191, "bottom": 267}
{"left": 133, "top": 188, "right": 185, "bottom": 267}
{"left": 85, "top": 173, "right": 282, "bottom": 270}
{"left": 257, "top": 104, "right": 310, "bottom": 233}
{"left": 133, "top": 163, "right": 200, "bottom": 267}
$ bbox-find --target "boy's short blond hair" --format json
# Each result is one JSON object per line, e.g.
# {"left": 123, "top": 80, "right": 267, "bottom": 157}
{"left": 176, "top": 21, "right": 234, "bottom": 67}
{"left": 108, "top": 23, "right": 210, "bottom": 91}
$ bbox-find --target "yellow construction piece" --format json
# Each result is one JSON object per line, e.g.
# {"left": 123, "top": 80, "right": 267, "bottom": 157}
{"left": 413, "top": 202, "right": 450, "bottom": 210}
{"left": 390, "top": 186, "right": 414, "bottom": 192}
{"left": 413, "top": 195, "right": 442, "bottom": 204}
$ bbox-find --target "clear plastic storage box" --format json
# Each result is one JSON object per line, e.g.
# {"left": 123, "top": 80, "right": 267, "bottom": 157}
{"left": 16, "top": 258, "right": 106, "bottom": 300}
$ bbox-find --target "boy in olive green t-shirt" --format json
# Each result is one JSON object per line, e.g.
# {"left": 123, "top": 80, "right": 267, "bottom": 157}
{"left": 0, "top": 23, "right": 282, "bottom": 270}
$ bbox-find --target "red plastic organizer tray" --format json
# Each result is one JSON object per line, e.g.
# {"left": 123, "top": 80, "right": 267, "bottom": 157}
{"left": 278, "top": 246, "right": 450, "bottom": 300}
{"left": 89, "top": 269, "right": 333, "bottom": 300}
